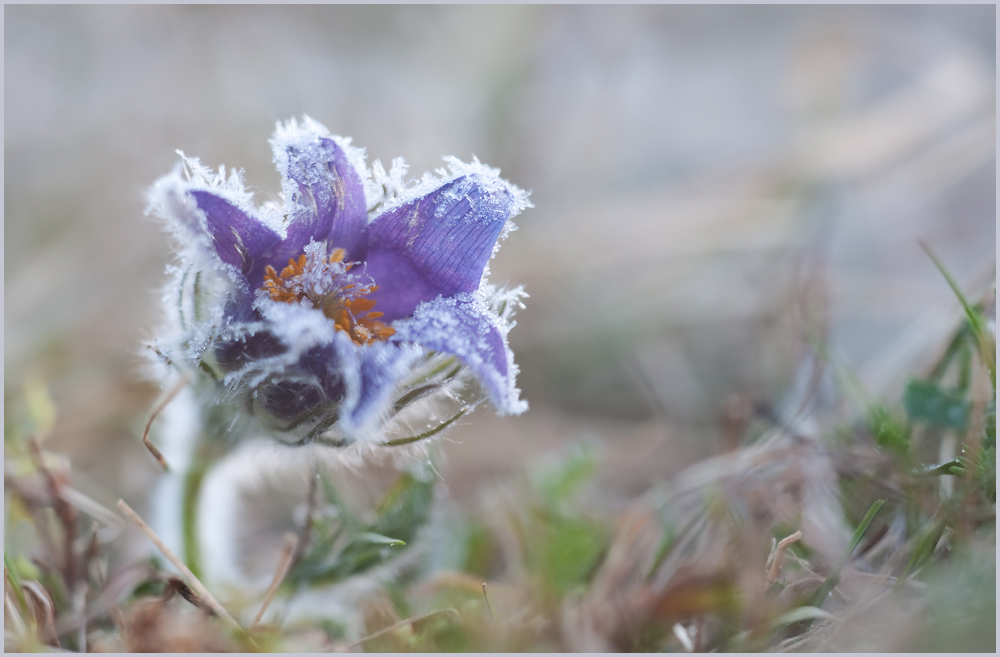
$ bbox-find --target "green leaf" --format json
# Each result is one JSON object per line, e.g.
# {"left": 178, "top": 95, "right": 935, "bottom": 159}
{"left": 371, "top": 471, "right": 436, "bottom": 542}
{"left": 520, "top": 449, "right": 609, "bottom": 597}
{"left": 319, "top": 475, "right": 360, "bottom": 531}
{"left": 868, "top": 404, "right": 910, "bottom": 454}
{"left": 287, "top": 470, "right": 435, "bottom": 588}
{"left": 530, "top": 512, "right": 607, "bottom": 596}
{"left": 354, "top": 532, "right": 406, "bottom": 547}
{"left": 536, "top": 444, "right": 597, "bottom": 506}
{"left": 459, "top": 522, "right": 496, "bottom": 578}
{"left": 904, "top": 379, "right": 970, "bottom": 430}
{"left": 914, "top": 459, "right": 964, "bottom": 477}
{"left": 319, "top": 536, "right": 406, "bottom": 581}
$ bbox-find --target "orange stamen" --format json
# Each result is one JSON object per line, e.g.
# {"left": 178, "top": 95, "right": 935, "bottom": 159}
{"left": 345, "top": 298, "right": 376, "bottom": 313}
{"left": 260, "top": 247, "right": 395, "bottom": 345}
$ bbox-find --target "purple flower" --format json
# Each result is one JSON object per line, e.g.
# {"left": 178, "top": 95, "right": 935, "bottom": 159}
{"left": 147, "top": 117, "right": 529, "bottom": 444}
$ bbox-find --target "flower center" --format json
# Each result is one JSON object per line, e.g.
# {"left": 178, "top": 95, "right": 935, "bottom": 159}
{"left": 261, "top": 248, "right": 396, "bottom": 345}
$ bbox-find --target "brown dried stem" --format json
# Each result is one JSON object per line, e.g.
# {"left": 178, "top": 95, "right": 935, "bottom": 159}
{"left": 290, "top": 466, "right": 319, "bottom": 570}
{"left": 349, "top": 608, "right": 461, "bottom": 649}
{"left": 766, "top": 530, "right": 803, "bottom": 585}
{"left": 142, "top": 375, "right": 190, "bottom": 471}
{"left": 482, "top": 582, "right": 496, "bottom": 621}
{"left": 116, "top": 499, "right": 258, "bottom": 649}
{"left": 250, "top": 533, "right": 298, "bottom": 631}
{"left": 27, "top": 437, "right": 79, "bottom": 597}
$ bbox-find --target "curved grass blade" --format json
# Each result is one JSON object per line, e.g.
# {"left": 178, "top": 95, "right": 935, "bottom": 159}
{"left": 920, "top": 241, "right": 995, "bottom": 390}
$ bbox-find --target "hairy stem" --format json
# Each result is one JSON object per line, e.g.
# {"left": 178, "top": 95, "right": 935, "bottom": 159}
{"left": 180, "top": 448, "right": 214, "bottom": 582}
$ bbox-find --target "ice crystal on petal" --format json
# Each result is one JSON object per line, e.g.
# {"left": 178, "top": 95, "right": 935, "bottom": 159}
{"left": 367, "top": 157, "right": 411, "bottom": 212}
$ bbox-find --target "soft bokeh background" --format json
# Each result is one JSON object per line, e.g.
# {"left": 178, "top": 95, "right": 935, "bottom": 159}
{"left": 5, "top": 5, "right": 996, "bottom": 510}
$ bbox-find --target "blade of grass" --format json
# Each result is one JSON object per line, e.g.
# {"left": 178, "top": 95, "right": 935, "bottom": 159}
{"left": 920, "top": 241, "right": 995, "bottom": 390}
{"left": 807, "top": 499, "right": 885, "bottom": 608}
{"left": 4, "top": 554, "right": 29, "bottom": 614}
{"left": 894, "top": 514, "right": 947, "bottom": 591}
{"left": 929, "top": 324, "right": 971, "bottom": 381}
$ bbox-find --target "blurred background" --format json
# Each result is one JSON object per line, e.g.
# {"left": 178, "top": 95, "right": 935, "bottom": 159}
{"left": 5, "top": 5, "right": 996, "bottom": 511}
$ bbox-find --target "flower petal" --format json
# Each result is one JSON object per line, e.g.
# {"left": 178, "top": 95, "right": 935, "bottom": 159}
{"left": 219, "top": 301, "right": 338, "bottom": 391}
{"left": 146, "top": 166, "right": 281, "bottom": 288}
{"left": 212, "top": 301, "right": 420, "bottom": 439}
{"left": 391, "top": 292, "right": 527, "bottom": 415}
{"left": 189, "top": 190, "right": 283, "bottom": 277}
{"left": 364, "top": 174, "right": 517, "bottom": 321}
{"left": 270, "top": 119, "right": 369, "bottom": 264}
{"left": 253, "top": 373, "right": 332, "bottom": 423}
{"left": 214, "top": 326, "right": 287, "bottom": 373}
{"left": 334, "top": 335, "right": 423, "bottom": 437}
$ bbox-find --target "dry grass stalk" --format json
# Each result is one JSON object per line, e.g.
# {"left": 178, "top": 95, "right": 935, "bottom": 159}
{"left": 349, "top": 608, "right": 461, "bottom": 649}
{"left": 141, "top": 374, "right": 190, "bottom": 471}
{"left": 566, "top": 430, "right": 849, "bottom": 650}
{"left": 766, "top": 530, "right": 803, "bottom": 584}
{"left": 482, "top": 582, "right": 496, "bottom": 621}
{"left": 289, "top": 466, "right": 319, "bottom": 569}
{"left": 62, "top": 488, "right": 125, "bottom": 536}
{"left": 27, "top": 437, "right": 79, "bottom": 590}
{"left": 53, "top": 562, "right": 157, "bottom": 637}
{"left": 22, "top": 581, "right": 59, "bottom": 648}
{"left": 250, "top": 533, "right": 298, "bottom": 631}
{"left": 115, "top": 498, "right": 256, "bottom": 648}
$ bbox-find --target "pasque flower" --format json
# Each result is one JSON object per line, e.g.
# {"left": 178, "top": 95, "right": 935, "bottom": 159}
{"left": 147, "top": 117, "right": 529, "bottom": 445}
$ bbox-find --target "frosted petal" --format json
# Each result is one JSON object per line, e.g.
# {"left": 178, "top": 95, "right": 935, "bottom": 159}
{"left": 190, "top": 190, "right": 282, "bottom": 277}
{"left": 333, "top": 334, "right": 423, "bottom": 438}
{"left": 391, "top": 292, "right": 527, "bottom": 415}
{"left": 364, "top": 174, "right": 518, "bottom": 321}
{"left": 270, "top": 118, "right": 369, "bottom": 264}
{"left": 146, "top": 164, "right": 281, "bottom": 290}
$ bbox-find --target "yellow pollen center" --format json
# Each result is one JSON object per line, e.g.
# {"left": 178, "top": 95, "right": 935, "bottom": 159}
{"left": 261, "top": 248, "right": 396, "bottom": 346}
